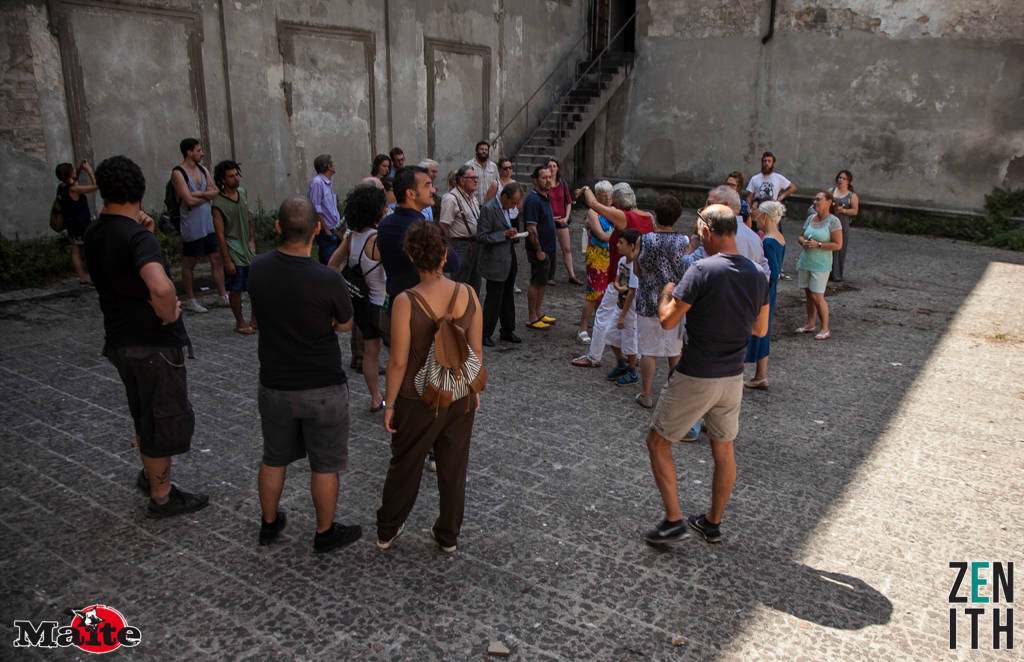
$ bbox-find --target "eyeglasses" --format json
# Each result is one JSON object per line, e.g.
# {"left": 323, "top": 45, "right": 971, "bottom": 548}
{"left": 463, "top": 175, "right": 478, "bottom": 180}
{"left": 500, "top": 165, "right": 512, "bottom": 170}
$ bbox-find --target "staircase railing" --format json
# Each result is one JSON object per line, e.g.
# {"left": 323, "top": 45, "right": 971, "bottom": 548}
{"left": 554, "top": 10, "right": 637, "bottom": 139}
{"left": 490, "top": 31, "right": 588, "bottom": 156}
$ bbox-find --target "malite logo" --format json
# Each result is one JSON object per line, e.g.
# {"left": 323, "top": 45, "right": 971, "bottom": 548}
{"left": 12, "top": 604, "right": 141, "bottom": 654}
{"left": 949, "top": 561, "right": 1014, "bottom": 650}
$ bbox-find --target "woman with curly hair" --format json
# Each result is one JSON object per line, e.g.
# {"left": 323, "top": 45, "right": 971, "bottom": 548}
{"left": 328, "top": 185, "right": 389, "bottom": 410}
{"left": 376, "top": 220, "right": 483, "bottom": 554}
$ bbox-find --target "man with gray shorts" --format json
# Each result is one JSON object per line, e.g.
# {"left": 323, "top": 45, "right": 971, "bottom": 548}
{"left": 248, "top": 195, "right": 361, "bottom": 553}
{"left": 643, "top": 204, "right": 770, "bottom": 545}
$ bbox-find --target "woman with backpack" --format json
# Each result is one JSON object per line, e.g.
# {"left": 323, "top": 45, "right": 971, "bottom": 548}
{"left": 376, "top": 220, "right": 484, "bottom": 554}
{"left": 55, "top": 160, "right": 98, "bottom": 285}
{"left": 328, "top": 185, "right": 388, "bottom": 411}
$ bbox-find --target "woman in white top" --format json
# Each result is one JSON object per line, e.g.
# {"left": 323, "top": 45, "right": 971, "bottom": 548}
{"left": 329, "top": 185, "right": 388, "bottom": 410}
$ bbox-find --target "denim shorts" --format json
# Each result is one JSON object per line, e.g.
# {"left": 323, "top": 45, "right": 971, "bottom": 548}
{"left": 107, "top": 346, "right": 195, "bottom": 458}
{"left": 258, "top": 383, "right": 349, "bottom": 473}
{"left": 225, "top": 265, "right": 249, "bottom": 292}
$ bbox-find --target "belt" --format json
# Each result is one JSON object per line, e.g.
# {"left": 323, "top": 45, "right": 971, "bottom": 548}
{"left": 451, "top": 236, "right": 476, "bottom": 242}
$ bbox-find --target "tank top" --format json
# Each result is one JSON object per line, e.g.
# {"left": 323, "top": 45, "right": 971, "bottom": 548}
{"left": 348, "top": 229, "right": 386, "bottom": 305}
{"left": 398, "top": 284, "right": 477, "bottom": 400}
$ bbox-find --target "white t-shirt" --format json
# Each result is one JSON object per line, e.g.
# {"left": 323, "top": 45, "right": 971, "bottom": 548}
{"left": 746, "top": 172, "right": 792, "bottom": 203}
{"left": 735, "top": 219, "right": 771, "bottom": 278}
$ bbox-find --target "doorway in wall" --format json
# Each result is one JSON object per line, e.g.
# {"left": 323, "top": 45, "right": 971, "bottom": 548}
{"left": 590, "top": 0, "right": 636, "bottom": 57}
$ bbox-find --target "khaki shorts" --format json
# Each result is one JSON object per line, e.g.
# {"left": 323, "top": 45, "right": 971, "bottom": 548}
{"left": 650, "top": 371, "right": 743, "bottom": 443}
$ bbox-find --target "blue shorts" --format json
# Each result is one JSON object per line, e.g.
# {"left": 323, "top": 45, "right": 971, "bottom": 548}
{"left": 225, "top": 265, "right": 249, "bottom": 292}
{"left": 182, "top": 232, "right": 218, "bottom": 257}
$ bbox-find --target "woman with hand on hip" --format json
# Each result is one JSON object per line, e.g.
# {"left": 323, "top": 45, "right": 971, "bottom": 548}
{"left": 829, "top": 170, "right": 858, "bottom": 282}
{"left": 795, "top": 191, "right": 842, "bottom": 340}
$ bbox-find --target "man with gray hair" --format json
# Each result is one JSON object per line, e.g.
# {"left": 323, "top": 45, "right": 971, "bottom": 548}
{"left": 643, "top": 204, "right": 769, "bottom": 546}
{"left": 439, "top": 164, "right": 482, "bottom": 292}
{"left": 417, "top": 159, "right": 439, "bottom": 220}
{"left": 706, "top": 184, "right": 770, "bottom": 277}
{"left": 477, "top": 181, "right": 524, "bottom": 346}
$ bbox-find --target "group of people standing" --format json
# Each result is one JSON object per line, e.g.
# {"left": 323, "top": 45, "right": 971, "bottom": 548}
{"left": 69, "top": 137, "right": 860, "bottom": 556}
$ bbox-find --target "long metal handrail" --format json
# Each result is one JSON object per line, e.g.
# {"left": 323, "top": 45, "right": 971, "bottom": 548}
{"left": 490, "top": 31, "right": 588, "bottom": 152}
{"left": 554, "top": 10, "right": 637, "bottom": 139}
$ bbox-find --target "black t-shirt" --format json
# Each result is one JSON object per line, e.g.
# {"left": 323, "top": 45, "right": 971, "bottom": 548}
{"left": 674, "top": 253, "right": 769, "bottom": 378}
{"left": 248, "top": 250, "right": 353, "bottom": 390}
{"left": 84, "top": 214, "right": 190, "bottom": 352}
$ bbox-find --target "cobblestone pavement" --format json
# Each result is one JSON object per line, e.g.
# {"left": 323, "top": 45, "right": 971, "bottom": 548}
{"left": 2, "top": 220, "right": 1022, "bottom": 660}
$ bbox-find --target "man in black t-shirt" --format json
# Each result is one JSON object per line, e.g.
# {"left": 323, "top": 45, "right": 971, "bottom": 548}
{"left": 642, "top": 204, "right": 770, "bottom": 546}
{"left": 247, "top": 196, "right": 362, "bottom": 553}
{"left": 85, "top": 155, "right": 209, "bottom": 519}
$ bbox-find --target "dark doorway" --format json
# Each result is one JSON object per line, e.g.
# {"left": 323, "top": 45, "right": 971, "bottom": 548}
{"left": 590, "top": 0, "right": 636, "bottom": 56}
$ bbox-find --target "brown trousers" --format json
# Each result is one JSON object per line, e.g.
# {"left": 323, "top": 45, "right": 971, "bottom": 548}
{"left": 376, "top": 395, "right": 475, "bottom": 547}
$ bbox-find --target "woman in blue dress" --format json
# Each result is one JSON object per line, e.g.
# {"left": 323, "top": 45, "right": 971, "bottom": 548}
{"left": 744, "top": 200, "right": 786, "bottom": 389}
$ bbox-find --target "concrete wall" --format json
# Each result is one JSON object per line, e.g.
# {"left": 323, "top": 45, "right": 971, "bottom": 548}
{"left": 586, "top": 0, "right": 1024, "bottom": 212}
{"left": 0, "top": 0, "right": 586, "bottom": 238}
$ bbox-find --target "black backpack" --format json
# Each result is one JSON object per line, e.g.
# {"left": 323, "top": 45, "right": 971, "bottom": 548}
{"left": 159, "top": 166, "right": 190, "bottom": 235}
{"left": 340, "top": 233, "right": 381, "bottom": 301}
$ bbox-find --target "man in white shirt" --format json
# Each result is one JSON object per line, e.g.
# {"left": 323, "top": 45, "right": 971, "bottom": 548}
{"left": 745, "top": 151, "right": 796, "bottom": 210}
{"left": 464, "top": 141, "right": 499, "bottom": 206}
{"left": 707, "top": 186, "right": 770, "bottom": 278}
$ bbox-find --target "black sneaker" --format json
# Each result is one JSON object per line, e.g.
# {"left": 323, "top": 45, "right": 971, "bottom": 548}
{"left": 259, "top": 511, "right": 287, "bottom": 546}
{"left": 136, "top": 469, "right": 150, "bottom": 495}
{"left": 313, "top": 522, "right": 362, "bottom": 553}
{"left": 146, "top": 485, "right": 210, "bottom": 519}
{"left": 644, "top": 519, "right": 690, "bottom": 544}
{"left": 688, "top": 514, "right": 722, "bottom": 543}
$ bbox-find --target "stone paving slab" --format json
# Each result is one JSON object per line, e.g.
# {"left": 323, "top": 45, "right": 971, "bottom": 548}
{"left": 1, "top": 220, "right": 1023, "bottom": 660}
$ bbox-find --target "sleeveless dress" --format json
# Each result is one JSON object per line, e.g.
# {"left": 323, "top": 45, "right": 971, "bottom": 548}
{"left": 830, "top": 189, "right": 853, "bottom": 280}
{"left": 585, "top": 215, "right": 613, "bottom": 301}
{"left": 745, "top": 237, "right": 785, "bottom": 362}
{"left": 59, "top": 184, "right": 92, "bottom": 241}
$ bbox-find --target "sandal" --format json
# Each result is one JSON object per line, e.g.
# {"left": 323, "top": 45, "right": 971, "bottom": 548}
{"left": 814, "top": 330, "right": 831, "bottom": 340}
{"left": 795, "top": 325, "right": 815, "bottom": 334}
{"left": 234, "top": 325, "right": 256, "bottom": 335}
{"left": 568, "top": 276, "right": 583, "bottom": 285}
{"left": 576, "top": 330, "right": 591, "bottom": 344}
{"left": 744, "top": 378, "right": 769, "bottom": 390}
{"left": 571, "top": 355, "right": 600, "bottom": 367}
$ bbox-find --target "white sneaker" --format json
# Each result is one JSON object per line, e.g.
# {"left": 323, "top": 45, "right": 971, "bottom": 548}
{"left": 512, "top": 284, "right": 522, "bottom": 294}
{"left": 185, "top": 299, "right": 208, "bottom": 313}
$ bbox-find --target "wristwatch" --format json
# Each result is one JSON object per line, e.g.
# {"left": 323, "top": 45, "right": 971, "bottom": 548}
{"left": 817, "top": 241, "right": 823, "bottom": 248}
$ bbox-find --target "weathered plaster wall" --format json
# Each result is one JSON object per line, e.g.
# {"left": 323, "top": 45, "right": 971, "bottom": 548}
{"left": 593, "top": 0, "right": 1024, "bottom": 211}
{"left": 0, "top": 0, "right": 586, "bottom": 239}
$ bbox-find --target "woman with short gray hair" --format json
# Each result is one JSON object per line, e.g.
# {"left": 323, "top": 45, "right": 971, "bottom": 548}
{"left": 575, "top": 181, "right": 653, "bottom": 286}
{"left": 575, "top": 180, "right": 615, "bottom": 344}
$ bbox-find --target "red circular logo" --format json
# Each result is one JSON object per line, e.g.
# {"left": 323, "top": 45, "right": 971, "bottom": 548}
{"left": 69, "top": 605, "right": 131, "bottom": 654}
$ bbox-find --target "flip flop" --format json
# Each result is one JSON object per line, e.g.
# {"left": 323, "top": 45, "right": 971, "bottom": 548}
{"left": 744, "top": 378, "right": 769, "bottom": 390}
{"left": 814, "top": 331, "right": 831, "bottom": 340}
{"left": 235, "top": 326, "right": 256, "bottom": 335}
{"left": 795, "top": 326, "right": 815, "bottom": 334}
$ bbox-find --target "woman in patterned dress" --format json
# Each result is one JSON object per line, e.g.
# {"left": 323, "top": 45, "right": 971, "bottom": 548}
{"left": 576, "top": 180, "right": 614, "bottom": 343}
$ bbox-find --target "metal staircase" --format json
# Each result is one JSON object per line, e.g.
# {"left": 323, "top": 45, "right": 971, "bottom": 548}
{"left": 492, "top": 10, "right": 637, "bottom": 185}
{"left": 510, "top": 52, "right": 633, "bottom": 183}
